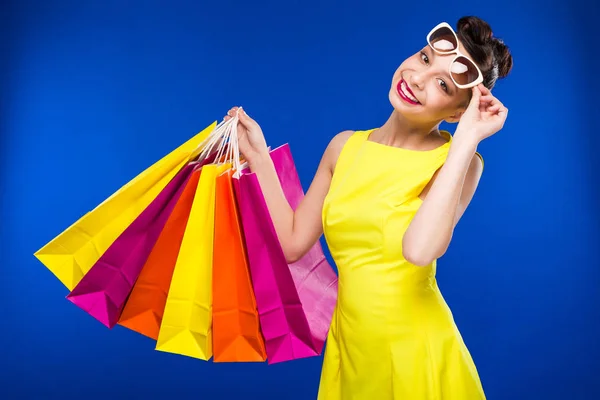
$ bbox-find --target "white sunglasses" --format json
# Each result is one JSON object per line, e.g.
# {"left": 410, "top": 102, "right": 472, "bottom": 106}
{"left": 426, "top": 22, "right": 484, "bottom": 89}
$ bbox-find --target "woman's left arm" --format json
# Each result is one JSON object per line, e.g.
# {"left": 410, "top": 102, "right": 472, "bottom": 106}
{"left": 402, "top": 84, "right": 508, "bottom": 267}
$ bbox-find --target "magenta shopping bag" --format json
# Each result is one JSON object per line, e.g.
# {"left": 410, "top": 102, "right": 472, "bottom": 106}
{"left": 233, "top": 144, "right": 338, "bottom": 364}
{"left": 66, "top": 163, "right": 195, "bottom": 328}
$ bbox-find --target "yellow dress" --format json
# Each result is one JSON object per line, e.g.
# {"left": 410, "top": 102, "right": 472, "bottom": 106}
{"left": 318, "top": 129, "right": 486, "bottom": 400}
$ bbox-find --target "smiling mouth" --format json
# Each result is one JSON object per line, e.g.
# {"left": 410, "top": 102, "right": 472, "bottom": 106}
{"left": 397, "top": 79, "right": 420, "bottom": 105}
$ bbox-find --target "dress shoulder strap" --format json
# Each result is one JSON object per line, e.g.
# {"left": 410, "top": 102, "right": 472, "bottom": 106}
{"left": 331, "top": 130, "right": 371, "bottom": 175}
{"left": 329, "top": 129, "right": 373, "bottom": 191}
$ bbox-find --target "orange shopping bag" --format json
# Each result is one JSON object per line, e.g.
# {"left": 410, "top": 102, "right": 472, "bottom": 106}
{"left": 212, "top": 169, "right": 266, "bottom": 362}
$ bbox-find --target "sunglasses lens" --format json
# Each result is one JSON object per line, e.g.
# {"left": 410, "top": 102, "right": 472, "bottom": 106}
{"left": 429, "top": 26, "right": 458, "bottom": 53}
{"left": 451, "top": 56, "right": 480, "bottom": 86}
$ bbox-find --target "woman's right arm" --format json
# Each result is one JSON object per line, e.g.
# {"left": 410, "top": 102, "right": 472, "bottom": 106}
{"left": 226, "top": 107, "right": 352, "bottom": 263}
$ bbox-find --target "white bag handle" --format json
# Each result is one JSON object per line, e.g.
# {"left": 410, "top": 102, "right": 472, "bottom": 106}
{"left": 214, "top": 110, "right": 241, "bottom": 167}
{"left": 191, "top": 115, "right": 234, "bottom": 162}
{"left": 229, "top": 116, "right": 242, "bottom": 173}
{"left": 198, "top": 118, "right": 233, "bottom": 161}
{"left": 190, "top": 109, "right": 245, "bottom": 171}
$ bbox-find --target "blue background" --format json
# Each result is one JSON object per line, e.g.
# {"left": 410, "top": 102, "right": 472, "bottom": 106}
{"left": 2, "top": 0, "right": 598, "bottom": 399}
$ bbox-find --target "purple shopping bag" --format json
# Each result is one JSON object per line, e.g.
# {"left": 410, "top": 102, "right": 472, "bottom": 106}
{"left": 233, "top": 144, "right": 338, "bottom": 364}
{"left": 66, "top": 163, "right": 195, "bottom": 328}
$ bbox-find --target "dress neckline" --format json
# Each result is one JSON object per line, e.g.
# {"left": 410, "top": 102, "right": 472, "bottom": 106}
{"left": 364, "top": 129, "right": 451, "bottom": 153}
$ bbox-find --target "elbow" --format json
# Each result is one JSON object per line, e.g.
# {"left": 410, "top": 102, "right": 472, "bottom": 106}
{"left": 402, "top": 229, "right": 451, "bottom": 267}
{"left": 402, "top": 233, "right": 433, "bottom": 267}
{"left": 283, "top": 243, "right": 303, "bottom": 264}
{"left": 402, "top": 247, "right": 434, "bottom": 267}
{"left": 402, "top": 235, "right": 437, "bottom": 267}
{"left": 283, "top": 236, "right": 314, "bottom": 264}
{"left": 403, "top": 242, "right": 449, "bottom": 267}
{"left": 284, "top": 250, "right": 302, "bottom": 264}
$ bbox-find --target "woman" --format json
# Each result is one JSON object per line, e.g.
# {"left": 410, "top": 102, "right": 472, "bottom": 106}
{"left": 225, "top": 15, "right": 512, "bottom": 400}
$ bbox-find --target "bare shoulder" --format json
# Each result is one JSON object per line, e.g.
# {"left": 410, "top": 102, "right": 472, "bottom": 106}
{"left": 468, "top": 151, "right": 484, "bottom": 177}
{"left": 328, "top": 130, "right": 355, "bottom": 151}
{"left": 324, "top": 130, "right": 355, "bottom": 172}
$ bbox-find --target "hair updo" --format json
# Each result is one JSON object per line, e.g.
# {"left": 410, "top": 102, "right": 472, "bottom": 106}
{"left": 456, "top": 16, "right": 513, "bottom": 89}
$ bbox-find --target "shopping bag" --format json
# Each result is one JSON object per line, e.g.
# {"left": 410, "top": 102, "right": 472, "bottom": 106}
{"left": 117, "top": 169, "right": 202, "bottom": 339}
{"left": 34, "top": 122, "right": 217, "bottom": 290}
{"left": 233, "top": 144, "right": 338, "bottom": 364}
{"left": 155, "top": 162, "right": 230, "bottom": 360}
{"left": 66, "top": 163, "right": 195, "bottom": 328}
{"left": 117, "top": 150, "right": 220, "bottom": 339}
{"left": 212, "top": 168, "right": 266, "bottom": 362}
{"left": 269, "top": 145, "right": 338, "bottom": 355}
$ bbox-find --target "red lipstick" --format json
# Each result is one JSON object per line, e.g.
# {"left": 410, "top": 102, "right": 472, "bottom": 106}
{"left": 397, "top": 79, "right": 420, "bottom": 105}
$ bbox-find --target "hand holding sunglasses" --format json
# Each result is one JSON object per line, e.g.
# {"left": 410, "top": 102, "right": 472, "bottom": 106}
{"left": 454, "top": 84, "right": 508, "bottom": 144}
{"left": 427, "top": 23, "right": 509, "bottom": 142}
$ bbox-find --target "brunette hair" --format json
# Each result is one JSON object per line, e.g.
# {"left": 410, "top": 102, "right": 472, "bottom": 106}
{"left": 456, "top": 16, "right": 513, "bottom": 89}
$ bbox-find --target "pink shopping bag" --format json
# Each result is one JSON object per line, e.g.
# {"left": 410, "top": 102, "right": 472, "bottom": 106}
{"left": 233, "top": 144, "right": 338, "bottom": 364}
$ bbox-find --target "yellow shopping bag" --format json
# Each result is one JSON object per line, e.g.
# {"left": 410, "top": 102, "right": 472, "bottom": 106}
{"left": 34, "top": 122, "right": 217, "bottom": 290}
{"left": 155, "top": 162, "right": 230, "bottom": 360}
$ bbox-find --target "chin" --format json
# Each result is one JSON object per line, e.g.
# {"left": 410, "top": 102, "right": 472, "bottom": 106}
{"left": 389, "top": 99, "right": 404, "bottom": 114}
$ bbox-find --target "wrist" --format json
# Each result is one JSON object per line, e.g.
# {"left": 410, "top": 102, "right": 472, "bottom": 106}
{"left": 448, "top": 134, "right": 478, "bottom": 165}
{"left": 452, "top": 128, "right": 480, "bottom": 150}
{"left": 247, "top": 149, "right": 272, "bottom": 171}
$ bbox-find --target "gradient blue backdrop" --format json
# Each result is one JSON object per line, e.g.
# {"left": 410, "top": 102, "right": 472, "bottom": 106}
{"left": 2, "top": 0, "right": 598, "bottom": 399}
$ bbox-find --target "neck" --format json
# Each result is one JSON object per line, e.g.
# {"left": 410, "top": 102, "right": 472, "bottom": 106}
{"left": 375, "top": 109, "right": 441, "bottom": 147}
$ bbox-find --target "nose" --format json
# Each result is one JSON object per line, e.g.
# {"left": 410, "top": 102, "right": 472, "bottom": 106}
{"left": 409, "top": 72, "right": 425, "bottom": 90}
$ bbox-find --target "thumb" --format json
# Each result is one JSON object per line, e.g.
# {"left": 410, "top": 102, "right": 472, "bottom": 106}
{"left": 238, "top": 107, "right": 257, "bottom": 127}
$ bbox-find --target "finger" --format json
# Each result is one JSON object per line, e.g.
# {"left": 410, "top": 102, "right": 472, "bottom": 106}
{"left": 485, "top": 97, "right": 504, "bottom": 112}
{"left": 479, "top": 98, "right": 493, "bottom": 111}
{"left": 491, "top": 99, "right": 506, "bottom": 112}
{"left": 468, "top": 85, "right": 482, "bottom": 109}
{"left": 489, "top": 106, "right": 508, "bottom": 122}
{"left": 487, "top": 104, "right": 502, "bottom": 114}
{"left": 483, "top": 89, "right": 503, "bottom": 107}
{"left": 478, "top": 84, "right": 491, "bottom": 96}
{"left": 498, "top": 106, "right": 508, "bottom": 118}
{"left": 238, "top": 107, "right": 257, "bottom": 126}
{"left": 480, "top": 94, "right": 494, "bottom": 104}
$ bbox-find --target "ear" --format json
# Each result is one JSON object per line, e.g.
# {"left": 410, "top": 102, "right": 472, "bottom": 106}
{"left": 444, "top": 110, "right": 464, "bottom": 124}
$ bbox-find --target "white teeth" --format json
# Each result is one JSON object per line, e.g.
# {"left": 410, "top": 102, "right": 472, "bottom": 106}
{"left": 401, "top": 81, "right": 419, "bottom": 103}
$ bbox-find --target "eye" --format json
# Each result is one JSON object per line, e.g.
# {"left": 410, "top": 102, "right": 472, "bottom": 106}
{"left": 437, "top": 78, "right": 449, "bottom": 93}
{"left": 420, "top": 51, "right": 429, "bottom": 65}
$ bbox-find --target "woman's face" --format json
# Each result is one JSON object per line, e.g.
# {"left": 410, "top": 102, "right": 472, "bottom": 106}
{"left": 389, "top": 42, "right": 475, "bottom": 124}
